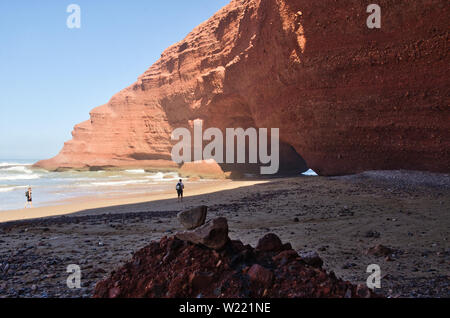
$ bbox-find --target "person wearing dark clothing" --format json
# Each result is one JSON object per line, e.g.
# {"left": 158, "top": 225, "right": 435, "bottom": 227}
{"left": 176, "top": 179, "right": 184, "bottom": 202}
{"left": 25, "top": 186, "right": 33, "bottom": 208}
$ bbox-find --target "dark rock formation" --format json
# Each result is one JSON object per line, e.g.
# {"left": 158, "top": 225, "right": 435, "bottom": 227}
{"left": 177, "top": 206, "right": 208, "bottom": 230}
{"left": 175, "top": 217, "right": 230, "bottom": 250}
{"left": 93, "top": 232, "right": 380, "bottom": 298}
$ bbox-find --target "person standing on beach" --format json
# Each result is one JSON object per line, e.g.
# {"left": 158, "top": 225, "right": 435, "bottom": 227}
{"left": 25, "top": 186, "right": 33, "bottom": 208}
{"left": 176, "top": 179, "right": 184, "bottom": 202}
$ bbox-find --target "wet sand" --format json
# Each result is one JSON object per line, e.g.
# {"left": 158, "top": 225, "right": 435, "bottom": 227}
{"left": 0, "top": 171, "right": 449, "bottom": 298}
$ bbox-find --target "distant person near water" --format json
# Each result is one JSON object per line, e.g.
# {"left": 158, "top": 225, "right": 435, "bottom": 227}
{"left": 25, "top": 186, "right": 33, "bottom": 208}
{"left": 176, "top": 179, "right": 185, "bottom": 202}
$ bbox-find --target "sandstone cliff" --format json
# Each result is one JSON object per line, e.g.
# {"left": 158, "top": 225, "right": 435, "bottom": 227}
{"left": 35, "top": 0, "right": 449, "bottom": 176}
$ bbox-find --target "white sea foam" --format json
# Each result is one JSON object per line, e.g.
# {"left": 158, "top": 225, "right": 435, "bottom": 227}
{"left": 3, "top": 166, "right": 33, "bottom": 173}
{"left": 147, "top": 172, "right": 165, "bottom": 180}
{"left": 0, "top": 162, "right": 33, "bottom": 167}
{"left": 0, "top": 161, "right": 182, "bottom": 210}
{"left": 146, "top": 172, "right": 179, "bottom": 181}
{"left": 125, "top": 169, "right": 146, "bottom": 174}
{"left": 0, "top": 174, "right": 41, "bottom": 181}
{"left": 0, "top": 185, "right": 28, "bottom": 192}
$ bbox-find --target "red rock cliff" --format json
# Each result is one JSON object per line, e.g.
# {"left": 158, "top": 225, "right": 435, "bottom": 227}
{"left": 35, "top": 0, "right": 449, "bottom": 175}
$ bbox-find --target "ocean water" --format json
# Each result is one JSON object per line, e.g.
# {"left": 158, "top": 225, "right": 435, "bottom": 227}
{"left": 0, "top": 159, "right": 183, "bottom": 211}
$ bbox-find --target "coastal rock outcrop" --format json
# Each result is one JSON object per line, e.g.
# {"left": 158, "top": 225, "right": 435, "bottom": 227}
{"left": 35, "top": 0, "right": 449, "bottom": 176}
{"left": 175, "top": 217, "right": 230, "bottom": 250}
{"left": 93, "top": 229, "right": 380, "bottom": 298}
{"left": 179, "top": 160, "right": 228, "bottom": 179}
{"left": 177, "top": 206, "right": 208, "bottom": 230}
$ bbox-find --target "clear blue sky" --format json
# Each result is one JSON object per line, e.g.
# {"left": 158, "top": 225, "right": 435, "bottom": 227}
{"left": 0, "top": 0, "right": 229, "bottom": 160}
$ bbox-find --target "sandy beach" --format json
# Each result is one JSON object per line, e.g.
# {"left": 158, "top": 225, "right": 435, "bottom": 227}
{"left": 0, "top": 171, "right": 449, "bottom": 298}
{"left": 0, "top": 180, "right": 267, "bottom": 223}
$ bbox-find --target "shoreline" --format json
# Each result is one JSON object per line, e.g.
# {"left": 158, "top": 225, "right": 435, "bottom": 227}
{"left": 0, "top": 179, "right": 268, "bottom": 223}
{"left": 0, "top": 171, "right": 448, "bottom": 298}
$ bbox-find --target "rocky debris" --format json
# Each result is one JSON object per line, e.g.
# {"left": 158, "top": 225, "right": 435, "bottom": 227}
{"left": 356, "top": 284, "right": 372, "bottom": 298}
{"left": 353, "top": 171, "right": 450, "bottom": 190}
{"left": 0, "top": 210, "right": 179, "bottom": 232}
{"left": 0, "top": 262, "right": 10, "bottom": 273}
{"left": 367, "top": 245, "right": 395, "bottom": 257}
{"left": 272, "top": 250, "right": 299, "bottom": 266}
{"left": 365, "top": 230, "right": 381, "bottom": 238}
{"left": 175, "top": 217, "right": 229, "bottom": 250}
{"left": 93, "top": 227, "right": 380, "bottom": 298}
{"left": 256, "top": 233, "right": 284, "bottom": 252}
{"left": 338, "top": 207, "right": 354, "bottom": 217}
{"left": 298, "top": 251, "right": 324, "bottom": 268}
{"left": 342, "top": 263, "right": 358, "bottom": 270}
{"left": 1, "top": 174, "right": 448, "bottom": 298}
{"left": 177, "top": 206, "right": 208, "bottom": 230}
{"left": 0, "top": 209, "right": 183, "bottom": 299}
{"left": 247, "top": 264, "right": 274, "bottom": 287}
{"left": 189, "top": 272, "right": 215, "bottom": 292}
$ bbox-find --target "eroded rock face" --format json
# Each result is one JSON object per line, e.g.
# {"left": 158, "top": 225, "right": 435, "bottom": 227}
{"left": 35, "top": 0, "right": 449, "bottom": 176}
